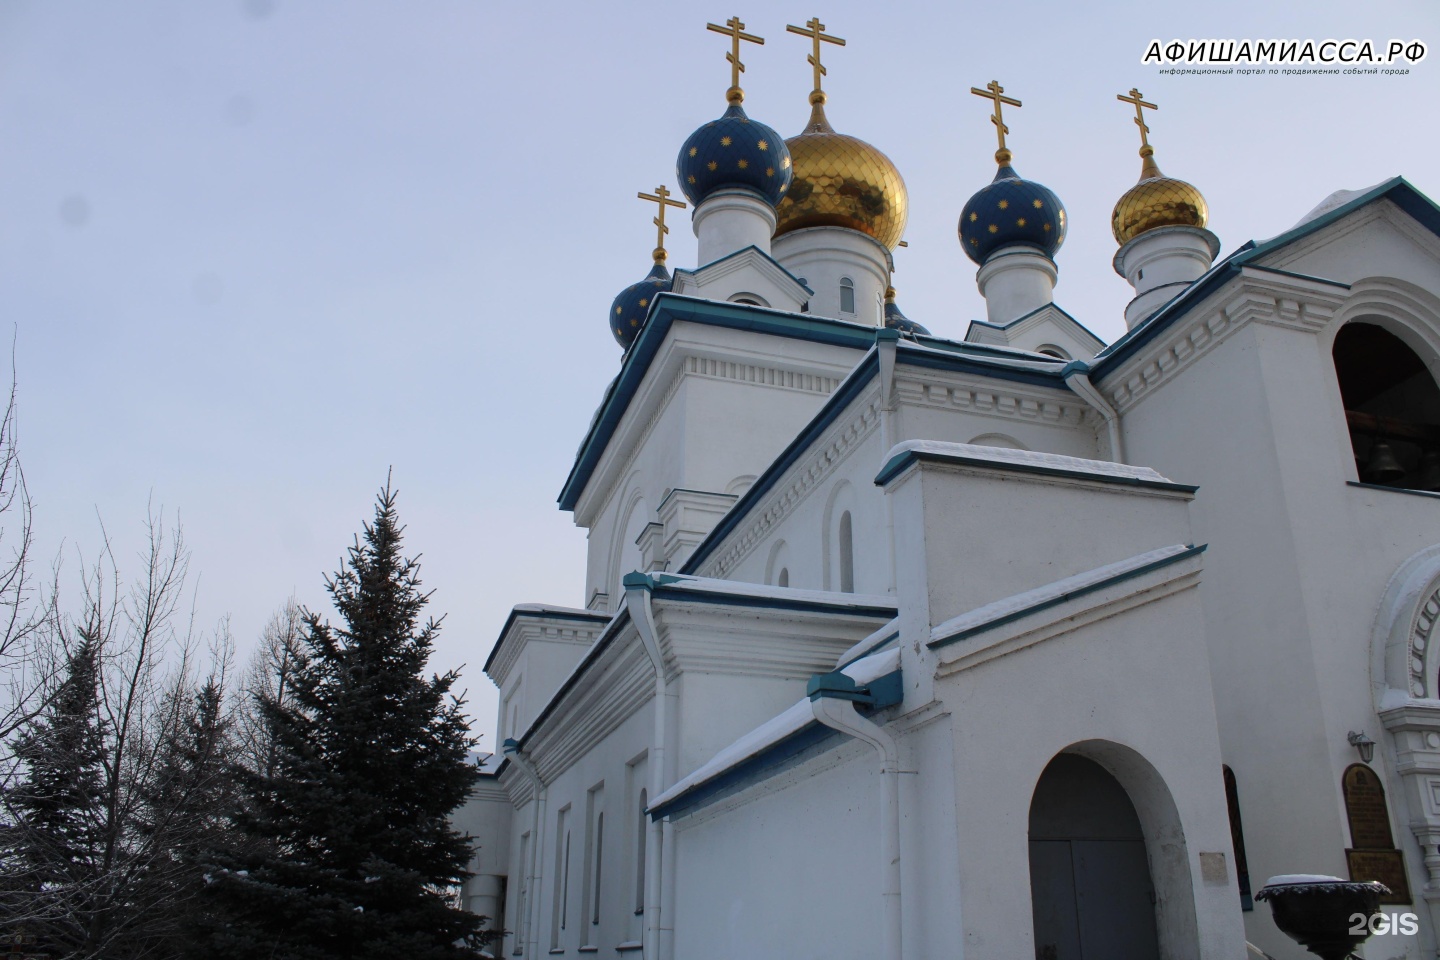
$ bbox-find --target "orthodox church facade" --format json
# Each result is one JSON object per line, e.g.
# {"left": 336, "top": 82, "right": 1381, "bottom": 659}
{"left": 455, "top": 18, "right": 1440, "bottom": 960}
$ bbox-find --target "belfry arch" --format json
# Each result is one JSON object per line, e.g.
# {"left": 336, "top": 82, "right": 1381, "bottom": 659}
{"left": 1333, "top": 320, "right": 1440, "bottom": 492}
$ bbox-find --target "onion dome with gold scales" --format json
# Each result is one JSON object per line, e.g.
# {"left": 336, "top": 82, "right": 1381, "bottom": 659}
{"left": 676, "top": 17, "right": 793, "bottom": 209}
{"left": 609, "top": 186, "right": 684, "bottom": 349}
{"left": 959, "top": 81, "right": 1066, "bottom": 265}
{"left": 1110, "top": 88, "right": 1209, "bottom": 244}
{"left": 772, "top": 18, "right": 908, "bottom": 250}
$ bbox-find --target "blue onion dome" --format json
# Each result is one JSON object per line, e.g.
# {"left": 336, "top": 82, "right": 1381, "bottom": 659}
{"left": 610, "top": 260, "right": 671, "bottom": 349}
{"left": 883, "top": 287, "right": 929, "bottom": 337}
{"left": 959, "top": 157, "right": 1066, "bottom": 265}
{"left": 677, "top": 102, "right": 793, "bottom": 208}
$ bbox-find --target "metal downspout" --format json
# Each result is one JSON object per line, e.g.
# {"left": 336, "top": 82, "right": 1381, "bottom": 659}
{"left": 809, "top": 694, "right": 902, "bottom": 960}
{"left": 624, "top": 574, "right": 675, "bottom": 960}
{"left": 1063, "top": 361, "right": 1125, "bottom": 463}
{"left": 502, "top": 739, "right": 546, "bottom": 960}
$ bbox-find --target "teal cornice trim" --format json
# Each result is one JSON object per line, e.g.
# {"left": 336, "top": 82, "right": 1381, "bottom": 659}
{"left": 1092, "top": 176, "right": 1438, "bottom": 382}
{"left": 678, "top": 244, "right": 816, "bottom": 296}
{"left": 1346, "top": 480, "right": 1440, "bottom": 502}
{"left": 512, "top": 607, "right": 633, "bottom": 750}
{"left": 677, "top": 348, "right": 882, "bottom": 573}
{"left": 558, "top": 295, "right": 879, "bottom": 512}
{"left": 649, "top": 582, "right": 896, "bottom": 619}
{"left": 965, "top": 301, "right": 1108, "bottom": 350}
{"left": 873, "top": 446, "right": 1200, "bottom": 493}
{"left": 928, "top": 544, "right": 1207, "bottom": 650}
{"left": 483, "top": 606, "right": 612, "bottom": 676}
{"left": 646, "top": 668, "right": 902, "bottom": 822}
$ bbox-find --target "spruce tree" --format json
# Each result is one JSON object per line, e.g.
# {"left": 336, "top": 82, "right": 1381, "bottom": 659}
{"left": 201, "top": 482, "right": 485, "bottom": 959}
{"left": 0, "top": 634, "right": 107, "bottom": 954}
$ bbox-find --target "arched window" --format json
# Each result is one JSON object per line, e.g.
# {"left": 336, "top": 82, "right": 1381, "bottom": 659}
{"left": 1334, "top": 322, "right": 1440, "bottom": 491}
{"left": 838, "top": 511, "right": 854, "bottom": 593}
{"left": 635, "top": 790, "right": 647, "bottom": 915}
{"left": 1222, "top": 766, "right": 1253, "bottom": 910}
{"left": 840, "top": 277, "right": 856, "bottom": 314}
{"left": 777, "top": 567, "right": 789, "bottom": 588}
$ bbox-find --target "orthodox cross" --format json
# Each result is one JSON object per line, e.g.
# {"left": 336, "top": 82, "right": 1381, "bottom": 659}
{"left": 1116, "top": 87, "right": 1158, "bottom": 152}
{"left": 638, "top": 185, "right": 686, "bottom": 263}
{"left": 970, "top": 80, "right": 1022, "bottom": 161}
{"left": 786, "top": 18, "right": 846, "bottom": 97}
{"left": 707, "top": 16, "right": 765, "bottom": 103}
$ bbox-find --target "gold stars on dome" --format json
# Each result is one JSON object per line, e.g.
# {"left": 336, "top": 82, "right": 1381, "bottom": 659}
{"left": 738, "top": 159, "right": 749, "bottom": 169}
{"left": 765, "top": 166, "right": 775, "bottom": 177}
{"left": 707, "top": 160, "right": 718, "bottom": 171}
{"left": 970, "top": 80, "right": 1022, "bottom": 165}
{"left": 689, "top": 147, "right": 698, "bottom": 157}
{"left": 998, "top": 199, "right": 1009, "bottom": 210}
{"left": 720, "top": 136, "right": 733, "bottom": 147}
{"left": 786, "top": 17, "right": 845, "bottom": 105}
{"left": 1109, "top": 87, "right": 1209, "bottom": 244}
{"left": 781, "top": 156, "right": 791, "bottom": 169}
{"left": 637, "top": 184, "right": 687, "bottom": 264}
{"left": 758, "top": 139, "right": 769, "bottom": 151}
{"left": 1033, "top": 198, "right": 1043, "bottom": 209}
{"left": 706, "top": 16, "right": 764, "bottom": 104}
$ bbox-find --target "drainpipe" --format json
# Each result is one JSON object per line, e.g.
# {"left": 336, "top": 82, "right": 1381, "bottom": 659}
{"left": 1062, "top": 360, "right": 1124, "bottom": 464}
{"left": 876, "top": 331, "right": 900, "bottom": 595}
{"left": 624, "top": 573, "right": 677, "bottom": 960}
{"left": 503, "top": 738, "right": 546, "bottom": 960}
{"left": 808, "top": 675, "right": 902, "bottom": 960}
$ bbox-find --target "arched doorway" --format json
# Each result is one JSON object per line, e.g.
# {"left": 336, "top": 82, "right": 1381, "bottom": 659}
{"left": 1029, "top": 753, "right": 1161, "bottom": 960}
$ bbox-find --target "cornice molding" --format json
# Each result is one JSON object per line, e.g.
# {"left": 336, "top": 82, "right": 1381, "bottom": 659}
{"left": 1099, "top": 269, "right": 1348, "bottom": 415}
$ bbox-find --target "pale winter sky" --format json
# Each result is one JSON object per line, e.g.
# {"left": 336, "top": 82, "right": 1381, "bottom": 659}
{"left": 0, "top": 0, "right": 1434, "bottom": 747}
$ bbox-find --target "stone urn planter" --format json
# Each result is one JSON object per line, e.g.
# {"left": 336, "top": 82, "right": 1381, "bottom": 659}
{"left": 1254, "top": 875, "right": 1390, "bottom": 960}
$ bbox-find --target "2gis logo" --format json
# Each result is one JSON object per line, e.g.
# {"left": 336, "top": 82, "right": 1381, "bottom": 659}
{"left": 1349, "top": 911, "right": 1419, "bottom": 936}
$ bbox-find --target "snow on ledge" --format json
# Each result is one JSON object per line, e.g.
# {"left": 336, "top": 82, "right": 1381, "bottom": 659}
{"left": 652, "top": 647, "right": 900, "bottom": 811}
{"left": 882, "top": 439, "right": 1177, "bottom": 485}
{"left": 651, "top": 573, "right": 896, "bottom": 612}
{"left": 510, "top": 603, "right": 606, "bottom": 618}
{"left": 930, "top": 544, "right": 1197, "bottom": 645}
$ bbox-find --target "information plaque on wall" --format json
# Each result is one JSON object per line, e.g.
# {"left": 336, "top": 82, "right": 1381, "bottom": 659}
{"left": 1346, "top": 848, "right": 1412, "bottom": 905}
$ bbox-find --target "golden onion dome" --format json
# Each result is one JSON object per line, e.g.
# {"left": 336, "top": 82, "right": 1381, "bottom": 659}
{"left": 1111, "top": 146, "right": 1209, "bottom": 245}
{"left": 774, "top": 93, "right": 908, "bottom": 250}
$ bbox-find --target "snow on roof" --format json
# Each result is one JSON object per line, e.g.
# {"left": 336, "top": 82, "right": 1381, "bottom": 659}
{"left": 1289, "top": 182, "right": 1388, "bottom": 231}
{"left": 651, "top": 573, "right": 896, "bottom": 612}
{"left": 881, "top": 439, "right": 1179, "bottom": 485}
{"left": 930, "top": 544, "right": 1197, "bottom": 646}
{"left": 835, "top": 617, "right": 900, "bottom": 668}
{"left": 509, "top": 603, "right": 606, "bottom": 619}
{"left": 898, "top": 336, "right": 1069, "bottom": 373}
{"left": 651, "top": 646, "right": 901, "bottom": 811}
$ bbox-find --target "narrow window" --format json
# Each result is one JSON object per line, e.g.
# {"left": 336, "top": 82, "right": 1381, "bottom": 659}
{"left": 840, "top": 277, "right": 856, "bottom": 314}
{"left": 777, "top": 567, "right": 789, "bottom": 588}
{"left": 515, "top": 831, "right": 530, "bottom": 955}
{"left": 581, "top": 785, "right": 604, "bottom": 940}
{"left": 551, "top": 808, "right": 570, "bottom": 949}
{"left": 635, "top": 789, "right": 648, "bottom": 915}
{"left": 592, "top": 812, "right": 604, "bottom": 925}
{"left": 1222, "top": 766, "right": 1253, "bottom": 911}
{"left": 838, "top": 511, "right": 854, "bottom": 593}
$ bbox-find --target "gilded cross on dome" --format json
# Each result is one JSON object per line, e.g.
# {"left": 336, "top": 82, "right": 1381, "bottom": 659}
{"left": 786, "top": 17, "right": 845, "bottom": 104}
{"left": 970, "top": 80, "right": 1022, "bottom": 165}
{"left": 637, "top": 185, "right": 686, "bottom": 264}
{"left": 706, "top": 16, "right": 765, "bottom": 104}
{"left": 1116, "top": 88, "right": 1159, "bottom": 153}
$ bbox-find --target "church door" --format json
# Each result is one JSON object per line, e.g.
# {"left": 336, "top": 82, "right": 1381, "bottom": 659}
{"left": 1028, "top": 754, "right": 1161, "bottom": 960}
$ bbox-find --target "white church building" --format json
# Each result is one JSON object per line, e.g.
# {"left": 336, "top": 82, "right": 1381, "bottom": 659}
{"left": 454, "top": 20, "right": 1440, "bottom": 960}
